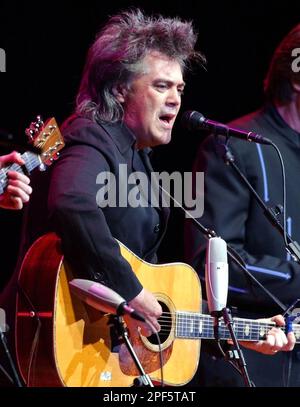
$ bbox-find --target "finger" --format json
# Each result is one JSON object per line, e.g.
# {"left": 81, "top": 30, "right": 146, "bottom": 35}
{"left": 146, "top": 316, "right": 161, "bottom": 333}
{"left": 7, "top": 179, "right": 32, "bottom": 195}
{"left": 0, "top": 152, "right": 25, "bottom": 167}
{"left": 271, "top": 314, "right": 285, "bottom": 326}
{"left": 6, "top": 185, "right": 31, "bottom": 203}
{"left": 265, "top": 329, "right": 288, "bottom": 353}
{"left": 10, "top": 196, "right": 23, "bottom": 210}
{"left": 0, "top": 195, "right": 23, "bottom": 210}
{"left": 265, "top": 332, "right": 276, "bottom": 347}
{"left": 270, "top": 326, "right": 290, "bottom": 348}
{"left": 7, "top": 171, "right": 31, "bottom": 185}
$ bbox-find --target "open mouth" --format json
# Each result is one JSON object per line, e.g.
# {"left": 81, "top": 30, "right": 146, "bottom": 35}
{"left": 159, "top": 114, "right": 175, "bottom": 126}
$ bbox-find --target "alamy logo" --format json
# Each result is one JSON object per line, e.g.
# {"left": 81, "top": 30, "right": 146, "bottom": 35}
{"left": 0, "top": 48, "right": 6, "bottom": 72}
{"left": 96, "top": 164, "right": 204, "bottom": 218}
{"left": 291, "top": 48, "right": 300, "bottom": 73}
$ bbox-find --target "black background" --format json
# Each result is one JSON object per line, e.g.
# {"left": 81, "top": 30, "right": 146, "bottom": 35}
{"left": 1, "top": 0, "right": 300, "bottom": 289}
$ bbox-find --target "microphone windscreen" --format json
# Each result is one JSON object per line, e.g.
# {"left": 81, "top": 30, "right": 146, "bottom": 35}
{"left": 181, "top": 111, "right": 205, "bottom": 131}
{"left": 205, "top": 237, "right": 228, "bottom": 315}
{"left": 208, "top": 237, "right": 227, "bottom": 263}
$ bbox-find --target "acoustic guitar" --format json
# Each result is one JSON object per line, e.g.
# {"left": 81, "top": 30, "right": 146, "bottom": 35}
{"left": 16, "top": 232, "right": 300, "bottom": 387}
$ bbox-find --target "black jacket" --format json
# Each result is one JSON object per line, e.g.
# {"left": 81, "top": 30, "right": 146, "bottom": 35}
{"left": 20, "top": 116, "right": 169, "bottom": 301}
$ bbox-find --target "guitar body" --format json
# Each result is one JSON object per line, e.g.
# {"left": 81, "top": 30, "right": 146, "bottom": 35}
{"left": 16, "top": 233, "right": 201, "bottom": 387}
{"left": 16, "top": 233, "right": 64, "bottom": 386}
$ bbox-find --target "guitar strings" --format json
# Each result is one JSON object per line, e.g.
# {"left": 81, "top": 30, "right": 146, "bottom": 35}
{"left": 152, "top": 325, "right": 293, "bottom": 338}
{"left": 151, "top": 311, "right": 300, "bottom": 339}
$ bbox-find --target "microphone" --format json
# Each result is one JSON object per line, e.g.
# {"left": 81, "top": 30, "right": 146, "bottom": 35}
{"left": 69, "top": 279, "right": 146, "bottom": 322}
{"left": 181, "top": 110, "right": 272, "bottom": 145}
{"left": 205, "top": 237, "right": 229, "bottom": 316}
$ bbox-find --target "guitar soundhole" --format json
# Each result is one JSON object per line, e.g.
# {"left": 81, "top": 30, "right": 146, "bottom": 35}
{"left": 147, "top": 301, "right": 172, "bottom": 346}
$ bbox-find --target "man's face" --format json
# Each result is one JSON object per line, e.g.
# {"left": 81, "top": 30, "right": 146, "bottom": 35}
{"left": 121, "top": 51, "right": 185, "bottom": 149}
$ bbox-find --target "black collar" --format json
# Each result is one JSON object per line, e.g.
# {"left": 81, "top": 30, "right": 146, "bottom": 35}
{"left": 100, "top": 121, "right": 136, "bottom": 154}
{"left": 264, "top": 104, "right": 300, "bottom": 146}
{"left": 100, "top": 121, "right": 153, "bottom": 156}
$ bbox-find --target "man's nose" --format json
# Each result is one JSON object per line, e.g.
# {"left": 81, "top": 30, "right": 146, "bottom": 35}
{"left": 166, "top": 87, "right": 181, "bottom": 106}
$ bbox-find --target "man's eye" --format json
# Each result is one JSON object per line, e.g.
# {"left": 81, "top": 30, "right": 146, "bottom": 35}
{"left": 178, "top": 88, "right": 184, "bottom": 96}
{"left": 156, "top": 84, "right": 167, "bottom": 90}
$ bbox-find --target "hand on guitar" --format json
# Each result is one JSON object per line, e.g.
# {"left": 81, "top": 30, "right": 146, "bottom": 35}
{"left": 0, "top": 151, "right": 32, "bottom": 210}
{"left": 126, "top": 288, "right": 162, "bottom": 337}
{"left": 232, "top": 314, "right": 296, "bottom": 355}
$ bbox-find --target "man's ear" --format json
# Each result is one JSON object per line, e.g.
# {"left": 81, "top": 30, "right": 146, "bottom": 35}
{"left": 112, "top": 84, "right": 127, "bottom": 103}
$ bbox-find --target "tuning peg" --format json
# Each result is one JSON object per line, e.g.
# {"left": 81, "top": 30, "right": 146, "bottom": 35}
{"left": 48, "top": 125, "right": 57, "bottom": 132}
{"left": 25, "top": 128, "right": 35, "bottom": 140}
{"left": 39, "top": 163, "right": 46, "bottom": 172}
{"left": 35, "top": 115, "right": 44, "bottom": 128}
{"left": 25, "top": 115, "right": 44, "bottom": 141}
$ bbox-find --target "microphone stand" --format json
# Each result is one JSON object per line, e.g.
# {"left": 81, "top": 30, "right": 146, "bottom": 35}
{"left": 116, "top": 316, "right": 154, "bottom": 387}
{"left": 221, "top": 308, "right": 253, "bottom": 387}
{"left": 211, "top": 308, "right": 252, "bottom": 387}
{"left": 217, "top": 141, "right": 300, "bottom": 264}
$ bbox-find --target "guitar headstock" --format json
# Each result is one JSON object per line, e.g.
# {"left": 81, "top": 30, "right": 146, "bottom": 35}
{"left": 25, "top": 116, "right": 65, "bottom": 166}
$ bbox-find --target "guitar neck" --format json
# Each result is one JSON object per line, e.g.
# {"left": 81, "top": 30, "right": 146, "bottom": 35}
{"left": 0, "top": 151, "right": 41, "bottom": 194}
{"left": 175, "top": 311, "right": 300, "bottom": 342}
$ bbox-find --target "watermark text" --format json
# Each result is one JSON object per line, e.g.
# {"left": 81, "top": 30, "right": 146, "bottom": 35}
{"left": 96, "top": 164, "right": 204, "bottom": 218}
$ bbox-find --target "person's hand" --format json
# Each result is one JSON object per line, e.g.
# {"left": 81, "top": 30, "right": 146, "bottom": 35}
{"left": 238, "top": 314, "right": 295, "bottom": 355}
{"left": 125, "top": 288, "right": 162, "bottom": 337}
{"left": 0, "top": 151, "right": 32, "bottom": 210}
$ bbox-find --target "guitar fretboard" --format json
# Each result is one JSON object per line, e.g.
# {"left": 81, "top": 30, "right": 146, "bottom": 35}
{"left": 176, "top": 311, "right": 300, "bottom": 342}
